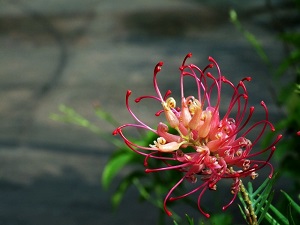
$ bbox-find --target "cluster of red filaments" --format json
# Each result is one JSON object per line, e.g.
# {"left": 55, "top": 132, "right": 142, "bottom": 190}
{"left": 113, "top": 53, "right": 282, "bottom": 218}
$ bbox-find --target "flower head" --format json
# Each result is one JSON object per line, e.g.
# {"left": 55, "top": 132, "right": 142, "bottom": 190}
{"left": 113, "top": 53, "right": 282, "bottom": 218}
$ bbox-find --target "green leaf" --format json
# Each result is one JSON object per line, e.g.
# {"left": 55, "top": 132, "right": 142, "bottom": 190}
{"left": 262, "top": 186, "right": 300, "bottom": 225}
{"left": 51, "top": 104, "right": 124, "bottom": 148}
{"left": 267, "top": 203, "right": 289, "bottom": 225}
{"left": 281, "top": 190, "right": 300, "bottom": 214}
{"left": 229, "top": 9, "right": 270, "bottom": 66}
{"left": 50, "top": 104, "right": 90, "bottom": 126}
{"left": 257, "top": 190, "right": 274, "bottom": 224}
{"left": 111, "top": 178, "right": 131, "bottom": 209}
{"left": 93, "top": 104, "right": 120, "bottom": 127}
{"left": 185, "top": 214, "right": 194, "bottom": 225}
{"left": 132, "top": 177, "right": 151, "bottom": 201}
{"left": 252, "top": 176, "right": 274, "bottom": 201}
{"left": 210, "top": 213, "right": 232, "bottom": 225}
{"left": 237, "top": 204, "right": 247, "bottom": 222}
{"left": 102, "top": 150, "right": 137, "bottom": 189}
{"left": 287, "top": 202, "right": 296, "bottom": 225}
{"left": 253, "top": 175, "right": 277, "bottom": 219}
{"left": 173, "top": 214, "right": 196, "bottom": 225}
{"left": 238, "top": 174, "right": 280, "bottom": 224}
{"left": 173, "top": 220, "right": 179, "bottom": 225}
{"left": 279, "top": 32, "right": 300, "bottom": 47}
{"left": 112, "top": 171, "right": 147, "bottom": 208}
{"left": 276, "top": 50, "right": 300, "bottom": 78}
{"left": 263, "top": 211, "right": 282, "bottom": 225}
{"left": 111, "top": 172, "right": 144, "bottom": 209}
{"left": 247, "top": 181, "right": 253, "bottom": 196}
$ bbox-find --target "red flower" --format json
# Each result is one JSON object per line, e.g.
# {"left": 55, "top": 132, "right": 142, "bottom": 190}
{"left": 113, "top": 53, "right": 282, "bottom": 218}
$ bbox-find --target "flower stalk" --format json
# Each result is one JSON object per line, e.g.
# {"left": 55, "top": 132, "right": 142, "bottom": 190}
{"left": 239, "top": 180, "right": 258, "bottom": 225}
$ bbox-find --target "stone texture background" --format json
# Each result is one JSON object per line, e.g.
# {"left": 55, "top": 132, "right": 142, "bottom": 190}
{"left": 0, "top": 0, "right": 287, "bottom": 224}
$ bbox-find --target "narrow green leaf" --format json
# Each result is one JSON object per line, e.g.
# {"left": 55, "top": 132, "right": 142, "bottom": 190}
{"left": 253, "top": 175, "right": 277, "bottom": 221}
{"left": 257, "top": 191, "right": 274, "bottom": 224}
{"left": 132, "top": 178, "right": 182, "bottom": 222}
{"left": 253, "top": 177, "right": 271, "bottom": 197}
{"left": 238, "top": 192, "right": 247, "bottom": 210}
{"left": 229, "top": 9, "right": 270, "bottom": 66}
{"left": 111, "top": 178, "right": 131, "bottom": 209}
{"left": 51, "top": 105, "right": 125, "bottom": 148}
{"left": 247, "top": 181, "right": 253, "bottom": 196}
{"left": 276, "top": 50, "right": 300, "bottom": 78}
{"left": 173, "top": 220, "right": 179, "bottom": 225}
{"left": 279, "top": 32, "right": 300, "bottom": 47}
{"left": 268, "top": 203, "right": 289, "bottom": 225}
{"left": 281, "top": 190, "right": 300, "bottom": 214}
{"left": 51, "top": 104, "right": 95, "bottom": 129}
{"left": 102, "top": 151, "right": 136, "bottom": 189}
{"left": 132, "top": 178, "right": 151, "bottom": 201}
{"left": 295, "top": 83, "right": 300, "bottom": 94}
{"left": 244, "top": 31, "right": 270, "bottom": 65}
{"left": 287, "top": 202, "right": 296, "bottom": 225}
{"left": 94, "top": 104, "right": 120, "bottom": 127}
{"left": 229, "top": 9, "right": 237, "bottom": 22}
{"left": 253, "top": 179, "right": 273, "bottom": 209}
{"left": 111, "top": 172, "right": 144, "bottom": 209}
{"left": 263, "top": 211, "right": 282, "bottom": 225}
{"left": 210, "top": 213, "right": 232, "bottom": 225}
{"left": 237, "top": 204, "right": 247, "bottom": 223}
{"left": 185, "top": 214, "right": 194, "bottom": 225}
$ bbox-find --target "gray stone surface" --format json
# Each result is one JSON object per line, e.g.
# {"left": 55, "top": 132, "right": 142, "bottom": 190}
{"left": 0, "top": 0, "right": 285, "bottom": 224}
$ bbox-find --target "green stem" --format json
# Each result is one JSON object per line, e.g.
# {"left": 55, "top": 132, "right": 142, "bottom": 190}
{"left": 132, "top": 178, "right": 181, "bottom": 223}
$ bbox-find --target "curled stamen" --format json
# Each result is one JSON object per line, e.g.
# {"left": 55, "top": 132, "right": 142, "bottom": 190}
{"left": 197, "top": 185, "right": 210, "bottom": 218}
{"left": 222, "top": 178, "right": 240, "bottom": 211}
{"left": 125, "top": 90, "right": 155, "bottom": 132}
{"left": 181, "top": 53, "right": 192, "bottom": 67}
{"left": 163, "top": 90, "right": 172, "bottom": 100}
{"left": 153, "top": 62, "right": 164, "bottom": 101}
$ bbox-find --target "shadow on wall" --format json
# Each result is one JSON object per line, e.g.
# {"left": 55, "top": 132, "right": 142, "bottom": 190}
{"left": 121, "top": 7, "right": 228, "bottom": 37}
{"left": 0, "top": 166, "right": 108, "bottom": 225}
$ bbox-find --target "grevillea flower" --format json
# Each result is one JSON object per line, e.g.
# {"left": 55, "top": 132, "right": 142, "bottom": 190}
{"left": 113, "top": 53, "right": 282, "bottom": 218}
